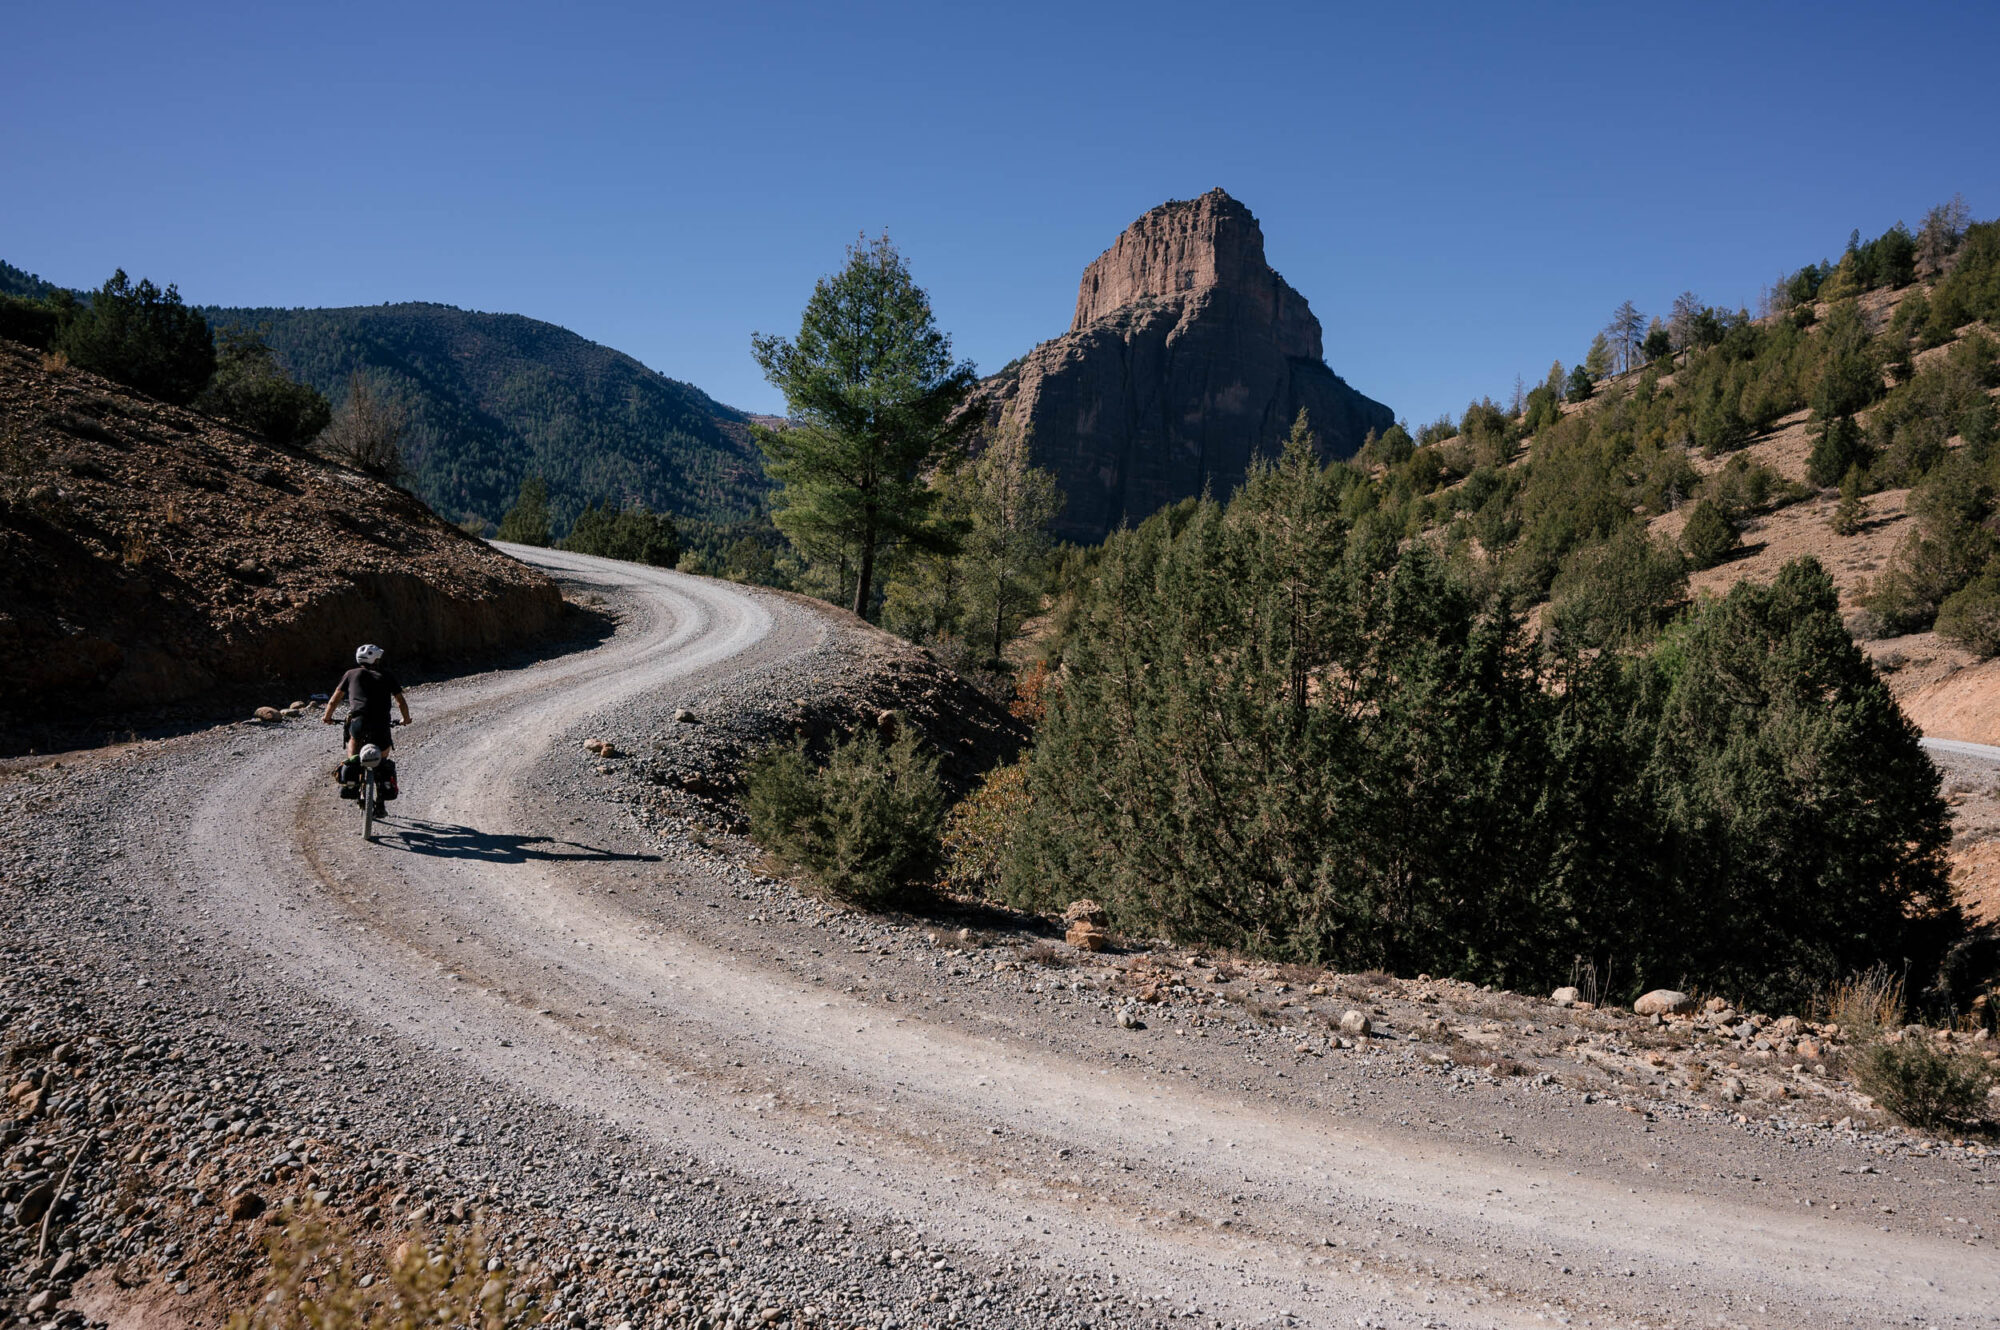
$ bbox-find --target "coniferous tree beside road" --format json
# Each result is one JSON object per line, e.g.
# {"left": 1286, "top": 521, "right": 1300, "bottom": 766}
{"left": 751, "top": 235, "right": 979, "bottom": 621}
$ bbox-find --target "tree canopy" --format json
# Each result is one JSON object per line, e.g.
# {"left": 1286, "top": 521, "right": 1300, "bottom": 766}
{"left": 57, "top": 270, "right": 214, "bottom": 405}
{"left": 751, "top": 235, "right": 979, "bottom": 620}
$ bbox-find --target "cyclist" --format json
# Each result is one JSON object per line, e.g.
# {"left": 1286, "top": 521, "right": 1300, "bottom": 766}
{"left": 321, "top": 644, "right": 410, "bottom": 801}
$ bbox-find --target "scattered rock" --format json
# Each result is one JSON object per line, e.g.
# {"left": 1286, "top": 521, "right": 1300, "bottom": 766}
{"left": 228, "top": 1191, "right": 267, "bottom": 1222}
{"left": 254, "top": 706, "right": 282, "bottom": 722}
{"left": 583, "top": 738, "right": 622, "bottom": 758}
{"left": 1719, "top": 1077, "right": 1746, "bottom": 1102}
{"left": 1116, "top": 1007, "right": 1146, "bottom": 1031}
{"left": 1339, "top": 1010, "right": 1372, "bottom": 1037}
{"left": 674, "top": 708, "right": 699, "bottom": 724}
{"left": 1063, "top": 900, "right": 1108, "bottom": 927}
{"left": 1550, "top": 986, "right": 1580, "bottom": 1007}
{"left": 15, "top": 1180, "right": 56, "bottom": 1227}
{"left": 1634, "top": 990, "right": 1694, "bottom": 1017}
{"left": 1704, "top": 996, "right": 1732, "bottom": 1013}
{"left": 1065, "top": 921, "right": 1108, "bottom": 952}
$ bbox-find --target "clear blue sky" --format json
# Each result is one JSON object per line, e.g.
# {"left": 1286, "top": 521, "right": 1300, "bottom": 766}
{"left": 4, "top": 1, "right": 1995, "bottom": 428}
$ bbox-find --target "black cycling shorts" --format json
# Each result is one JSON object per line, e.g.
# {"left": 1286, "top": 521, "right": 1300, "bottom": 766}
{"left": 346, "top": 716, "right": 394, "bottom": 749}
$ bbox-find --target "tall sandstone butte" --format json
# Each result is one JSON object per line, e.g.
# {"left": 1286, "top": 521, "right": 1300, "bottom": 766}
{"left": 974, "top": 189, "right": 1393, "bottom": 543}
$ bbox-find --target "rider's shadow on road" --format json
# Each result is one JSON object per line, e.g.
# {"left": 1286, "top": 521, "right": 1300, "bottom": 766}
{"left": 380, "top": 819, "right": 662, "bottom": 865}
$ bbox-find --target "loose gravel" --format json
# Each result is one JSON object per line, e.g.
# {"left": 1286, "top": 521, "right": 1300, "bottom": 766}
{"left": 5, "top": 550, "right": 1999, "bottom": 1330}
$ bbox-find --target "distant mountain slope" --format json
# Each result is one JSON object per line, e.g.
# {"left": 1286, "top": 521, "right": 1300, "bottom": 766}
{"left": 0, "top": 336, "right": 566, "bottom": 731}
{"left": 202, "top": 302, "right": 768, "bottom": 528}
{"left": 0, "top": 260, "right": 69, "bottom": 302}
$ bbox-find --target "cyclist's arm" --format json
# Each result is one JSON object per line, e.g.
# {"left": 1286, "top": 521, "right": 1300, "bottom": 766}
{"left": 320, "top": 685, "right": 346, "bottom": 725}
{"left": 393, "top": 690, "right": 411, "bottom": 725}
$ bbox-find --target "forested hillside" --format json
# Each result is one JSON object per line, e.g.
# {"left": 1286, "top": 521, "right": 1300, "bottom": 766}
{"left": 203, "top": 302, "right": 768, "bottom": 530}
{"left": 0, "top": 260, "right": 66, "bottom": 302}
{"left": 906, "top": 197, "right": 2000, "bottom": 1009}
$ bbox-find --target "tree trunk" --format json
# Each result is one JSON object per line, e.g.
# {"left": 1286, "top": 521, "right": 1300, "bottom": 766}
{"left": 852, "top": 527, "right": 876, "bottom": 621}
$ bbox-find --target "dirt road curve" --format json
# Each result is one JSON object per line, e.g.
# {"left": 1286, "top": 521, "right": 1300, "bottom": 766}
{"left": 37, "top": 548, "right": 2000, "bottom": 1329}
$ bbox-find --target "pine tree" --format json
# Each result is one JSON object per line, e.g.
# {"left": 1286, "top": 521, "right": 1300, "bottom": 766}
{"left": 1668, "top": 292, "right": 1704, "bottom": 356}
{"left": 959, "top": 428, "right": 1064, "bottom": 663}
{"left": 1606, "top": 301, "right": 1646, "bottom": 375}
{"left": 1915, "top": 195, "right": 1971, "bottom": 279}
{"left": 57, "top": 270, "right": 215, "bottom": 404}
{"left": 751, "top": 235, "right": 978, "bottom": 620}
{"left": 496, "top": 477, "right": 551, "bottom": 546}
{"left": 1830, "top": 467, "right": 1866, "bottom": 536}
{"left": 1583, "top": 333, "right": 1613, "bottom": 382}
{"left": 1680, "top": 497, "right": 1740, "bottom": 569}
{"left": 1641, "top": 318, "right": 1671, "bottom": 364}
{"left": 197, "top": 326, "right": 331, "bottom": 445}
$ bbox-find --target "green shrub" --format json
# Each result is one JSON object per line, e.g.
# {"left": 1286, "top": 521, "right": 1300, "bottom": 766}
{"left": 559, "top": 499, "right": 680, "bottom": 567}
{"left": 56, "top": 269, "right": 214, "bottom": 404}
{"left": 1807, "top": 416, "right": 1866, "bottom": 488}
{"left": 1001, "top": 420, "right": 1954, "bottom": 1006}
{"left": 198, "top": 326, "right": 331, "bottom": 444}
{"left": 1855, "top": 1033, "right": 1996, "bottom": 1130}
{"left": 1547, "top": 524, "right": 1688, "bottom": 648}
{"left": 1936, "top": 565, "right": 2000, "bottom": 656}
{"left": 940, "top": 760, "right": 1029, "bottom": 897}
{"left": 496, "top": 477, "right": 551, "bottom": 546}
{"left": 1830, "top": 468, "right": 1867, "bottom": 537}
{"left": 0, "top": 293, "right": 66, "bottom": 349}
{"left": 745, "top": 725, "right": 944, "bottom": 908}
{"left": 1866, "top": 458, "right": 1999, "bottom": 633}
{"left": 1680, "top": 498, "right": 1740, "bottom": 569}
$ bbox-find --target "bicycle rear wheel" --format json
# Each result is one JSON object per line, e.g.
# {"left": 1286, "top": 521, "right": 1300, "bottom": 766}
{"left": 362, "top": 771, "right": 376, "bottom": 840}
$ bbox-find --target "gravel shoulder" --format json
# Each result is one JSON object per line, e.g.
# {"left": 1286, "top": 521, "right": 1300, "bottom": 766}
{"left": 5, "top": 549, "right": 1998, "bottom": 1330}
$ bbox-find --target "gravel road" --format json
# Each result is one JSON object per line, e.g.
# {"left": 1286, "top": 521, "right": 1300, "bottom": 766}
{"left": 6, "top": 548, "right": 1999, "bottom": 1330}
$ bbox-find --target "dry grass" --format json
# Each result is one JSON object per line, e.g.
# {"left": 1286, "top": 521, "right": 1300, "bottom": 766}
{"left": 1821, "top": 965, "right": 1905, "bottom": 1036}
{"left": 1021, "top": 939, "right": 1075, "bottom": 968}
{"left": 230, "top": 1212, "right": 542, "bottom": 1330}
{"left": 1444, "top": 1037, "right": 1529, "bottom": 1077}
{"left": 1235, "top": 995, "right": 1281, "bottom": 1025}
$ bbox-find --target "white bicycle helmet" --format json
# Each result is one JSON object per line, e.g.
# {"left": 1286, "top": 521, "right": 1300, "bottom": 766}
{"left": 355, "top": 643, "right": 385, "bottom": 665}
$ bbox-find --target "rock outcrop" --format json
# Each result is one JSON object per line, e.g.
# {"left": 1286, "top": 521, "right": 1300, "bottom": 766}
{"left": 0, "top": 337, "right": 567, "bottom": 736}
{"left": 975, "top": 189, "right": 1393, "bottom": 543}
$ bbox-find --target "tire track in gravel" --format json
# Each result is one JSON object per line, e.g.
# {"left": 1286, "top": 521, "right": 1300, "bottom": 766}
{"left": 164, "top": 548, "right": 1999, "bottom": 1329}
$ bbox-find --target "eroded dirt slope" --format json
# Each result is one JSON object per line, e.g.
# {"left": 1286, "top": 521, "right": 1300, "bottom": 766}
{"left": 0, "top": 338, "right": 564, "bottom": 738}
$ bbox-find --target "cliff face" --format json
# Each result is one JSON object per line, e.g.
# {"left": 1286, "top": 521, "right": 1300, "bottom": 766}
{"left": 0, "top": 338, "right": 568, "bottom": 729}
{"left": 979, "top": 189, "right": 1392, "bottom": 543}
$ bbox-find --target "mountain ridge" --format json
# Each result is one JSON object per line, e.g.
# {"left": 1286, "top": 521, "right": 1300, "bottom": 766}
{"left": 200, "top": 299, "right": 768, "bottom": 530}
{"left": 972, "top": 189, "right": 1395, "bottom": 544}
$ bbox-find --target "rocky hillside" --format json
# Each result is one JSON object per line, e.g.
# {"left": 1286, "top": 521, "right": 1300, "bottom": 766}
{"left": 0, "top": 337, "right": 566, "bottom": 738}
{"left": 972, "top": 189, "right": 1393, "bottom": 544}
{"left": 199, "top": 301, "right": 769, "bottom": 530}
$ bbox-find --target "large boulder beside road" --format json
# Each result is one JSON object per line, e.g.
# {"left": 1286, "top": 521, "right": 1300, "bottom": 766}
{"left": 1634, "top": 989, "right": 1696, "bottom": 1017}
